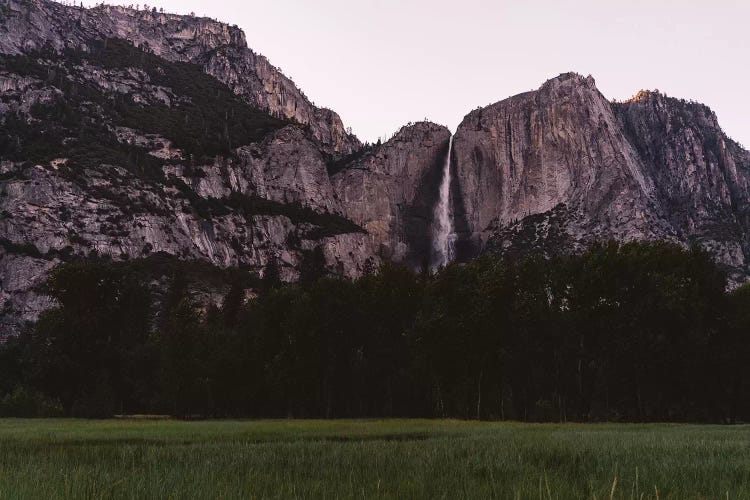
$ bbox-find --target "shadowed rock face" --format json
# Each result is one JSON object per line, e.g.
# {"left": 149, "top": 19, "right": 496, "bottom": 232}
{"left": 332, "top": 122, "right": 452, "bottom": 269}
{"left": 452, "top": 73, "right": 750, "bottom": 281}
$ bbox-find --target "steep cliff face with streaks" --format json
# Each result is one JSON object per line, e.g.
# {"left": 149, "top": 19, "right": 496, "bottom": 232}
{"left": 332, "top": 122, "right": 451, "bottom": 269}
{"left": 451, "top": 73, "right": 750, "bottom": 282}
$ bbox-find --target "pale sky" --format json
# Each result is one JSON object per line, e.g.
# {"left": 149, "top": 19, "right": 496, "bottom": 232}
{"left": 79, "top": 0, "right": 750, "bottom": 147}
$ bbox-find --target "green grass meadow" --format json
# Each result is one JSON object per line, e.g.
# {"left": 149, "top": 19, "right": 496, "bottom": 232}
{"left": 0, "top": 419, "right": 749, "bottom": 499}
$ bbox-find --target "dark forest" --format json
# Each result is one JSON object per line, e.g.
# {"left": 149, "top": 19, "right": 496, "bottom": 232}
{"left": 2, "top": 241, "right": 749, "bottom": 423}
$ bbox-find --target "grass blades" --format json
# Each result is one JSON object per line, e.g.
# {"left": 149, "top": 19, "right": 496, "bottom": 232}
{"left": 0, "top": 419, "right": 749, "bottom": 499}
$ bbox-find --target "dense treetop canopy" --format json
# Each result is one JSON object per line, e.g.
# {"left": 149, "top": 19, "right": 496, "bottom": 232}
{"left": 2, "top": 241, "right": 748, "bottom": 422}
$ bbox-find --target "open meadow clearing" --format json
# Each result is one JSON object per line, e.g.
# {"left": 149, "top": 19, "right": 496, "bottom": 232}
{"left": 0, "top": 419, "right": 749, "bottom": 499}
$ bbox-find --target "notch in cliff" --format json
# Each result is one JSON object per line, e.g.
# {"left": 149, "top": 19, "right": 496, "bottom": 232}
{"left": 331, "top": 121, "right": 452, "bottom": 269}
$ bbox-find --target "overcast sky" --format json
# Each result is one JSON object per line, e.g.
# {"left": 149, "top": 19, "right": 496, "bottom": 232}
{"left": 79, "top": 0, "right": 750, "bottom": 147}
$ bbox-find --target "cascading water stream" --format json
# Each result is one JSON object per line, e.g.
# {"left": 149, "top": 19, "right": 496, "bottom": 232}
{"left": 430, "top": 135, "right": 455, "bottom": 270}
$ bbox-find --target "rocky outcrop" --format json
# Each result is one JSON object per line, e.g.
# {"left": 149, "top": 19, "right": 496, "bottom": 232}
{"left": 0, "top": 0, "right": 375, "bottom": 333}
{"left": 0, "top": 0, "right": 359, "bottom": 154}
{"left": 452, "top": 73, "right": 750, "bottom": 280}
{"left": 0, "top": 139, "right": 375, "bottom": 333}
{"left": 333, "top": 122, "right": 451, "bottom": 268}
{"left": 202, "top": 47, "right": 358, "bottom": 155}
{"left": 172, "top": 126, "right": 344, "bottom": 215}
{"left": 453, "top": 73, "right": 671, "bottom": 254}
{"left": 615, "top": 91, "right": 750, "bottom": 278}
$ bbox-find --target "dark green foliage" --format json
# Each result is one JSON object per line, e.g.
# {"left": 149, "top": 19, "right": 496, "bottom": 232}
{"left": 260, "top": 256, "right": 281, "bottom": 292}
{"left": 0, "top": 254, "right": 260, "bottom": 417}
{"left": 0, "top": 238, "right": 78, "bottom": 261}
{"left": 0, "top": 38, "right": 285, "bottom": 180}
{"left": 298, "top": 246, "right": 329, "bottom": 284}
{"left": 326, "top": 142, "right": 376, "bottom": 176}
{"left": 103, "top": 252, "right": 262, "bottom": 291}
{"left": 0, "top": 337, "right": 25, "bottom": 399}
{"left": 3, "top": 241, "right": 749, "bottom": 421}
{"left": 71, "top": 39, "right": 286, "bottom": 159}
{"left": 221, "top": 192, "right": 364, "bottom": 238}
{"left": 714, "top": 283, "right": 750, "bottom": 422}
{"left": 25, "top": 261, "right": 154, "bottom": 415}
{"left": 0, "top": 238, "right": 44, "bottom": 258}
{"left": 166, "top": 185, "right": 363, "bottom": 237}
{"left": 156, "top": 287, "right": 211, "bottom": 416}
{"left": 0, "top": 386, "right": 63, "bottom": 418}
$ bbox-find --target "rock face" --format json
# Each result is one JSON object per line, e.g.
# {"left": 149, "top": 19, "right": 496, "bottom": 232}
{"left": 0, "top": 0, "right": 452, "bottom": 333}
{"left": 0, "top": 0, "right": 376, "bottom": 333}
{"left": 333, "top": 122, "right": 451, "bottom": 269}
{"left": 0, "top": 133, "right": 375, "bottom": 333}
{"left": 203, "top": 47, "right": 358, "bottom": 155}
{"left": 0, "top": 0, "right": 359, "bottom": 155}
{"left": 615, "top": 91, "right": 750, "bottom": 276}
{"left": 452, "top": 73, "right": 750, "bottom": 281}
{"left": 3, "top": 1, "right": 750, "bottom": 334}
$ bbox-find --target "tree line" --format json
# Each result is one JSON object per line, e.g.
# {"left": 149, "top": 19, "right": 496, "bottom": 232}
{"left": 1, "top": 241, "right": 749, "bottom": 422}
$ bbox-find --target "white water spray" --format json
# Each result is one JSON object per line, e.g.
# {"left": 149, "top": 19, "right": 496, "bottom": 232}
{"left": 431, "top": 136, "right": 455, "bottom": 270}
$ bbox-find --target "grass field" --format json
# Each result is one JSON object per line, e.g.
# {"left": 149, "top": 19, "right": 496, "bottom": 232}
{"left": 0, "top": 419, "right": 749, "bottom": 499}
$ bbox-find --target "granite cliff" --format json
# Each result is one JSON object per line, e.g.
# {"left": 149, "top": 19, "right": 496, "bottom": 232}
{"left": 451, "top": 73, "right": 750, "bottom": 282}
{"left": 2, "top": 1, "right": 750, "bottom": 334}
{"left": 0, "top": 0, "right": 450, "bottom": 332}
{"left": 332, "top": 122, "right": 451, "bottom": 269}
{"left": 0, "top": 0, "right": 359, "bottom": 154}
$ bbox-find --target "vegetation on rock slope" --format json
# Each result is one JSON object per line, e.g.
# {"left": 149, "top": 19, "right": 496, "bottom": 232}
{"left": 0, "top": 39, "right": 286, "bottom": 166}
{"left": 0, "top": 38, "right": 363, "bottom": 237}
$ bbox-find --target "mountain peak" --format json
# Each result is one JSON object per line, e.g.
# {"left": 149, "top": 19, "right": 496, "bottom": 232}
{"left": 0, "top": 0, "right": 359, "bottom": 154}
{"left": 392, "top": 121, "right": 450, "bottom": 141}
{"left": 453, "top": 71, "right": 750, "bottom": 284}
{"left": 540, "top": 72, "right": 597, "bottom": 90}
{"left": 2, "top": 0, "right": 248, "bottom": 57}
{"left": 627, "top": 89, "right": 655, "bottom": 102}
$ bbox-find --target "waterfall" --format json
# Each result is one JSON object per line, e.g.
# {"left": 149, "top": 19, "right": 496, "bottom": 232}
{"left": 431, "top": 135, "right": 455, "bottom": 270}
